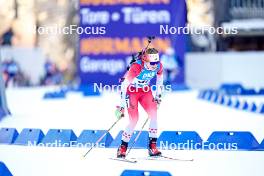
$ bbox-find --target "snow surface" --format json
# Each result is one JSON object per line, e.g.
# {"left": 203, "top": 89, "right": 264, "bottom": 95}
{"left": 0, "top": 87, "right": 264, "bottom": 176}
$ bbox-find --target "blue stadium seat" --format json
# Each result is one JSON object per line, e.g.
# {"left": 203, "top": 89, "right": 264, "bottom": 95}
{"left": 248, "top": 102, "right": 257, "bottom": 112}
{"left": 259, "top": 88, "right": 264, "bottom": 95}
{"left": 157, "top": 131, "right": 203, "bottom": 150}
{"left": 170, "top": 84, "right": 189, "bottom": 91}
{"left": 224, "top": 97, "right": 233, "bottom": 107}
{"left": 14, "top": 128, "right": 44, "bottom": 145}
{"left": 41, "top": 129, "right": 77, "bottom": 147}
{"left": 43, "top": 90, "right": 66, "bottom": 99}
{"left": 232, "top": 99, "right": 240, "bottom": 109}
{"left": 0, "top": 162, "right": 13, "bottom": 176}
{"left": 243, "top": 89, "right": 257, "bottom": 95}
{"left": 206, "top": 131, "right": 259, "bottom": 150}
{"left": 77, "top": 130, "right": 113, "bottom": 147}
{"left": 198, "top": 91, "right": 206, "bottom": 99}
{"left": 258, "top": 139, "right": 264, "bottom": 150}
{"left": 210, "top": 92, "right": 219, "bottom": 102}
{"left": 239, "top": 101, "right": 249, "bottom": 110}
{"left": 257, "top": 103, "right": 264, "bottom": 114}
{"left": 109, "top": 130, "right": 149, "bottom": 148}
{"left": 204, "top": 90, "right": 214, "bottom": 101}
{"left": 216, "top": 94, "right": 225, "bottom": 104}
{"left": 220, "top": 84, "right": 258, "bottom": 95}
{"left": 220, "top": 83, "right": 244, "bottom": 95}
{"left": 121, "top": 170, "right": 172, "bottom": 176}
{"left": 0, "top": 128, "right": 18, "bottom": 144}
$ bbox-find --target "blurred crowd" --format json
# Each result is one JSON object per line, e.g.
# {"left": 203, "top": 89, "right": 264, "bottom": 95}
{"left": 0, "top": 0, "right": 77, "bottom": 87}
{"left": 1, "top": 59, "right": 30, "bottom": 87}
{"left": 1, "top": 0, "right": 263, "bottom": 88}
{"left": 1, "top": 58, "right": 64, "bottom": 88}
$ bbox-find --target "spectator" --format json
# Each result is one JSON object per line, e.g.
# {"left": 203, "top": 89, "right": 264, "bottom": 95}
{"left": 41, "top": 59, "right": 63, "bottom": 85}
{"left": 2, "top": 59, "right": 19, "bottom": 87}
{"left": 160, "top": 48, "right": 179, "bottom": 85}
{"left": 1, "top": 29, "right": 13, "bottom": 46}
{"left": 1, "top": 58, "right": 30, "bottom": 87}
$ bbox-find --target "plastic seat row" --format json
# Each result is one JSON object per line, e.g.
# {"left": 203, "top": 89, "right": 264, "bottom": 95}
{"left": 198, "top": 90, "right": 264, "bottom": 115}
{"left": 1, "top": 128, "right": 264, "bottom": 150}
{"left": 220, "top": 84, "right": 264, "bottom": 95}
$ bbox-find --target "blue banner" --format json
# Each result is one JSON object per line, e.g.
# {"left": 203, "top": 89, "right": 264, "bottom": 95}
{"left": 79, "top": 0, "right": 187, "bottom": 85}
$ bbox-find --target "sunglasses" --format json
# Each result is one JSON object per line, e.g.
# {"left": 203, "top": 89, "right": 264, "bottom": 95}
{"left": 149, "top": 61, "right": 159, "bottom": 66}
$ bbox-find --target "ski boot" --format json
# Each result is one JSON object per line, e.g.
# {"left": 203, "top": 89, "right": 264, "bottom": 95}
{"left": 148, "top": 138, "right": 162, "bottom": 157}
{"left": 117, "top": 141, "right": 128, "bottom": 158}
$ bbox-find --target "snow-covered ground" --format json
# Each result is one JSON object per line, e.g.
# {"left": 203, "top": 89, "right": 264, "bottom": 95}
{"left": 1, "top": 87, "right": 264, "bottom": 176}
